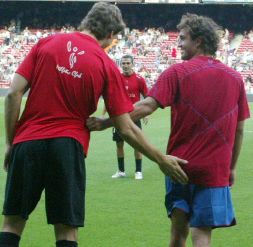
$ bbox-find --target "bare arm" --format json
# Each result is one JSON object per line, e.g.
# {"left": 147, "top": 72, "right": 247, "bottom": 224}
{"left": 111, "top": 113, "right": 188, "bottom": 184}
{"left": 140, "top": 93, "right": 149, "bottom": 125}
{"left": 131, "top": 96, "right": 158, "bottom": 121}
{"left": 87, "top": 96, "right": 158, "bottom": 131}
{"left": 87, "top": 97, "right": 188, "bottom": 183}
{"left": 229, "top": 120, "right": 245, "bottom": 185}
{"left": 4, "top": 73, "right": 29, "bottom": 171}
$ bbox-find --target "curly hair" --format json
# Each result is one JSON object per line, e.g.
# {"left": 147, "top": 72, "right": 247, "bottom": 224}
{"left": 177, "top": 13, "right": 222, "bottom": 56}
{"left": 79, "top": 2, "right": 125, "bottom": 40}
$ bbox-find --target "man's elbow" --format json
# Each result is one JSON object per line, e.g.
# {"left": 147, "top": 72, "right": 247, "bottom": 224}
{"left": 6, "top": 90, "right": 19, "bottom": 100}
{"left": 236, "top": 121, "right": 245, "bottom": 136}
{"left": 117, "top": 124, "right": 135, "bottom": 141}
{"left": 133, "top": 104, "right": 153, "bottom": 119}
{"left": 5, "top": 89, "right": 23, "bottom": 104}
{"left": 236, "top": 127, "right": 244, "bottom": 137}
{"left": 118, "top": 126, "right": 131, "bottom": 138}
{"left": 144, "top": 105, "right": 155, "bottom": 116}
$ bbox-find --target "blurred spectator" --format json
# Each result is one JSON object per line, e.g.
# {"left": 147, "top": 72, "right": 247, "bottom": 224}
{"left": 0, "top": 25, "right": 253, "bottom": 91}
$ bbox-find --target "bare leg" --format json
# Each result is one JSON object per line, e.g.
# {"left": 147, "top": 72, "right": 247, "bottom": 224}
{"left": 54, "top": 224, "right": 78, "bottom": 242}
{"left": 1, "top": 215, "right": 26, "bottom": 236}
{"left": 191, "top": 227, "right": 212, "bottom": 247}
{"left": 116, "top": 142, "right": 124, "bottom": 158}
{"left": 134, "top": 149, "right": 142, "bottom": 160}
{"left": 169, "top": 209, "right": 189, "bottom": 247}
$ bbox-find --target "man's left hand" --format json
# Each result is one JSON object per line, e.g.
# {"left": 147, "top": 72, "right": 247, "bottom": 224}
{"left": 229, "top": 169, "right": 236, "bottom": 186}
{"left": 86, "top": 117, "right": 106, "bottom": 131}
{"left": 4, "top": 145, "right": 13, "bottom": 172}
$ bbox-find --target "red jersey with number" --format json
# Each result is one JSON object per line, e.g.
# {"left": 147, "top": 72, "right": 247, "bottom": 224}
{"left": 149, "top": 56, "right": 250, "bottom": 186}
{"left": 122, "top": 73, "right": 148, "bottom": 104}
{"left": 14, "top": 32, "right": 133, "bottom": 155}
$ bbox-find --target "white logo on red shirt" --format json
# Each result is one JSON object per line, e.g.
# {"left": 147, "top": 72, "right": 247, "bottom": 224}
{"left": 67, "top": 41, "right": 85, "bottom": 69}
{"left": 56, "top": 41, "right": 85, "bottom": 79}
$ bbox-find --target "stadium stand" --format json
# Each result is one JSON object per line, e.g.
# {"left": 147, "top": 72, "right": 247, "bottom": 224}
{"left": 0, "top": 3, "right": 252, "bottom": 92}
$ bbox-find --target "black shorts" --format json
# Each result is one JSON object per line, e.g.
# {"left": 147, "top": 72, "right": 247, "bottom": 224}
{"left": 112, "top": 120, "right": 142, "bottom": 143}
{"left": 3, "top": 137, "right": 85, "bottom": 227}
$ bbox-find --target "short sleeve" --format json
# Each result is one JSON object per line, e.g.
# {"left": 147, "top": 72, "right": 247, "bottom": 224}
{"left": 148, "top": 67, "right": 178, "bottom": 108}
{"left": 16, "top": 43, "right": 38, "bottom": 84}
{"left": 238, "top": 80, "right": 250, "bottom": 121}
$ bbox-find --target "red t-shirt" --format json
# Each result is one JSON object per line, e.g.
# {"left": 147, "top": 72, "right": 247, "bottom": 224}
{"left": 149, "top": 56, "right": 250, "bottom": 186}
{"left": 14, "top": 32, "right": 133, "bottom": 155}
{"left": 122, "top": 73, "right": 148, "bottom": 104}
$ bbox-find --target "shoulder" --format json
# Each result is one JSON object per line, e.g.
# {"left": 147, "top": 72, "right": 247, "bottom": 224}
{"left": 209, "top": 60, "right": 244, "bottom": 88}
{"left": 103, "top": 57, "right": 121, "bottom": 76}
{"left": 135, "top": 73, "right": 145, "bottom": 81}
{"left": 217, "top": 62, "right": 242, "bottom": 79}
{"left": 37, "top": 33, "right": 62, "bottom": 46}
{"left": 158, "top": 63, "right": 181, "bottom": 80}
{"left": 34, "top": 33, "right": 70, "bottom": 52}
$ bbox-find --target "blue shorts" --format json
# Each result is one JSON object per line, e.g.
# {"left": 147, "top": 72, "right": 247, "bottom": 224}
{"left": 165, "top": 177, "right": 236, "bottom": 228}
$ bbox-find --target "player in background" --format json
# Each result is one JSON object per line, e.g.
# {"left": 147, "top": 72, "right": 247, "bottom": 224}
{"left": 103, "top": 55, "right": 148, "bottom": 180}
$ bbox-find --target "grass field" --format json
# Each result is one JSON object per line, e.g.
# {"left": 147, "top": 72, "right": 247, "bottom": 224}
{"left": 0, "top": 98, "right": 252, "bottom": 247}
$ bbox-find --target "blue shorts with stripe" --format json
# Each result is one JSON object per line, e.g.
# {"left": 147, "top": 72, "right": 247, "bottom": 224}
{"left": 165, "top": 177, "right": 236, "bottom": 228}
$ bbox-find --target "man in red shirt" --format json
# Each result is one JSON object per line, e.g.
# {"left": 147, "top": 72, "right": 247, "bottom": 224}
{"left": 0, "top": 3, "right": 188, "bottom": 247}
{"left": 110, "top": 55, "right": 148, "bottom": 180}
{"left": 87, "top": 14, "right": 250, "bottom": 247}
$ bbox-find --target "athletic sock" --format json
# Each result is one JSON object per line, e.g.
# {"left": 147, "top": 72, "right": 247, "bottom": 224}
{"left": 0, "top": 232, "right": 20, "bottom": 247}
{"left": 135, "top": 159, "right": 142, "bottom": 172}
{"left": 56, "top": 240, "right": 78, "bottom": 247}
{"left": 118, "top": 157, "right": 125, "bottom": 172}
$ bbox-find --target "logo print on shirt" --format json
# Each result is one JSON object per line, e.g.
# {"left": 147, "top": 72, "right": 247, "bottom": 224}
{"left": 56, "top": 41, "right": 85, "bottom": 79}
{"left": 67, "top": 41, "right": 85, "bottom": 69}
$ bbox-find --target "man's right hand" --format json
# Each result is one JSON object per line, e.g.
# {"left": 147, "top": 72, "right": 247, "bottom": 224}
{"left": 158, "top": 155, "right": 188, "bottom": 184}
{"left": 86, "top": 117, "right": 106, "bottom": 131}
{"left": 3, "top": 145, "right": 13, "bottom": 172}
{"left": 229, "top": 169, "right": 236, "bottom": 186}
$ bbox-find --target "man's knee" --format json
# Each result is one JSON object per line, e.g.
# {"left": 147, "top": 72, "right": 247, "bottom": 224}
{"left": 191, "top": 227, "right": 211, "bottom": 247}
{"left": 134, "top": 150, "right": 142, "bottom": 159}
{"left": 54, "top": 224, "right": 78, "bottom": 242}
{"left": 116, "top": 141, "right": 124, "bottom": 149}
{"left": 171, "top": 209, "right": 189, "bottom": 233}
{"left": 2, "top": 216, "right": 26, "bottom": 236}
{"left": 170, "top": 209, "right": 189, "bottom": 245}
{"left": 116, "top": 142, "right": 124, "bottom": 156}
{"left": 170, "top": 225, "right": 189, "bottom": 247}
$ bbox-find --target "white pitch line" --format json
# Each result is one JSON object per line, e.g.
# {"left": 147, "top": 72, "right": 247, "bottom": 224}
{"left": 245, "top": 130, "right": 253, "bottom": 133}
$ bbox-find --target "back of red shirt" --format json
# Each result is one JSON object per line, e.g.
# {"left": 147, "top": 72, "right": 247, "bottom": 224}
{"left": 149, "top": 56, "right": 250, "bottom": 186}
{"left": 14, "top": 32, "right": 133, "bottom": 155}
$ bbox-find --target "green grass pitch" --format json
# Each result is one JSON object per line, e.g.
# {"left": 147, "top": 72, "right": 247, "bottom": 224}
{"left": 0, "top": 98, "right": 252, "bottom": 247}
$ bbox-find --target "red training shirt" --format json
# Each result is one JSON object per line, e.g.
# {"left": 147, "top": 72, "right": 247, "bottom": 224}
{"left": 149, "top": 55, "right": 250, "bottom": 187}
{"left": 122, "top": 72, "right": 148, "bottom": 104}
{"left": 14, "top": 32, "right": 133, "bottom": 155}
